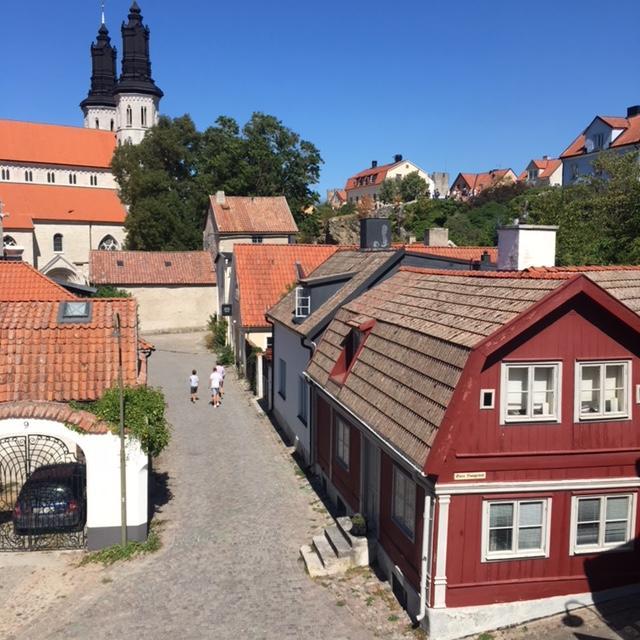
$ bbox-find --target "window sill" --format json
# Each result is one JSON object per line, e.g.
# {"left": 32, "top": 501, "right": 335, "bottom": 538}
{"left": 577, "top": 414, "right": 630, "bottom": 422}
{"left": 483, "top": 551, "right": 547, "bottom": 563}
{"left": 391, "top": 516, "right": 415, "bottom": 543}
{"left": 571, "top": 542, "right": 633, "bottom": 556}
{"left": 502, "top": 417, "right": 560, "bottom": 425}
{"left": 335, "top": 457, "right": 350, "bottom": 473}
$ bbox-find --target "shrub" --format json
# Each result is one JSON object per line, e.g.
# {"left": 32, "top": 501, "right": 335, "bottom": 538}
{"left": 205, "top": 315, "right": 228, "bottom": 351}
{"left": 92, "top": 285, "right": 132, "bottom": 298}
{"left": 74, "top": 385, "right": 170, "bottom": 457}
{"left": 350, "top": 513, "right": 367, "bottom": 536}
{"left": 217, "top": 344, "right": 234, "bottom": 366}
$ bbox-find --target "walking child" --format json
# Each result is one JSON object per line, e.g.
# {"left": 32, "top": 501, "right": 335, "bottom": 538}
{"left": 209, "top": 365, "right": 222, "bottom": 407}
{"left": 189, "top": 369, "right": 199, "bottom": 403}
{"left": 216, "top": 361, "right": 225, "bottom": 399}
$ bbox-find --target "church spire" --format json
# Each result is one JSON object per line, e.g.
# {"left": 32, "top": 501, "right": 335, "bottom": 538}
{"left": 80, "top": 18, "right": 117, "bottom": 112}
{"left": 114, "top": 1, "right": 163, "bottom": 99}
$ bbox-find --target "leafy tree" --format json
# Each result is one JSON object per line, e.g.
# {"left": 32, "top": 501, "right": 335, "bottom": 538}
{"left": 112, "top": 113, "right": 323, "bottom": 250}
{"left": 92, "top": 285, "right": 132, "bottom": 298}
{"left": 379, "top": 179, "right": 398, "bottom": 204}
{"left": 399, "top": 171, "right": 429, "bottom": 202}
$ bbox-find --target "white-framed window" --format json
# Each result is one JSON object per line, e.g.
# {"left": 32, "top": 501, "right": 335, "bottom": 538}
{"left": 141, "top": 106, "right": 148, "bottom": 128}
{"left": 126, "top": 105, "right": 133, "bottom": 127}
{"left": 294, "top": 286, "right": 310, "bottom": 319}
{"left": 575, "top": 361, "right": 631, "bottom": 421}
{"left": 570, "top": 494, "right": 635, "bottom": 555}
{"left": 501, "top": 362, "right": 561, "bottom": 423}
{"left": 482, "top": 499, "right": 551, "bottom": 561}
{"left": 278, "top": 358, "right": 286, "bottom": 399}
{"left": 335, "top": 417, "right": 350, "bottom": 469}
{"left": 480, "top": 389, "right": 495, "bottom": 409}
{"left": 98, "top": 235, "right": 119, "bottom": 251}
{"left": 297, "top": 375, "right": 309, "bottom": 426}
{"left": 53, "top": 233, "right": 63, "bottom": 253}
{"left": 392, "top": 466, "right": 416, "bottom": 539}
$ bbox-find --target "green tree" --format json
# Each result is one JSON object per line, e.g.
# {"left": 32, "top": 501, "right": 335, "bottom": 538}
{"left": 399, "top": 171, "right": 429, "bottom": 202}
{"left": 378, "top": 179, "right": 397, "bottom": 204}
{"left": 92, "top": 285, "right": 132, "bottom": 298}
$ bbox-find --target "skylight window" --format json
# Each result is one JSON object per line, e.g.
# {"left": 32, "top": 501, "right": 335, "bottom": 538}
{"left": 116, "top": 260, "right": 124, "bottom": 267}
{"left": 58, "top": 301, "right": 92, "bottom": 324}
{"left": 164, "top": 260, "right": 172, "bottom": 267}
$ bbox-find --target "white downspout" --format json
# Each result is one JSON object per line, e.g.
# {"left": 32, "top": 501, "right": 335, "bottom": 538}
{"left": 416, "top": 493, "right": 432, "bottom": 622}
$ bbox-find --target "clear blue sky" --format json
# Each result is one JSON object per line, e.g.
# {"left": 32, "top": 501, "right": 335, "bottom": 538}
{"left": 2, "top": 0, "right": 640, "bottom": 198}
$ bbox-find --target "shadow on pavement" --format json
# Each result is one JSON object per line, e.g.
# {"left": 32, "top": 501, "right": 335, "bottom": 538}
{"left": 148, "top": 460, "right": 173, "bottom": 521}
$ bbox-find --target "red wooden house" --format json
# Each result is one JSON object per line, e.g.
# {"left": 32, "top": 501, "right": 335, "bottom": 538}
{"left": 305, "top": 263, "right": 640, "bottom": 639}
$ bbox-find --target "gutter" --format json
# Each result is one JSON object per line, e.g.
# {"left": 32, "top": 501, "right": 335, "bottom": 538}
{"left": 416, "top": 493, "right": 432, "bottom": 622}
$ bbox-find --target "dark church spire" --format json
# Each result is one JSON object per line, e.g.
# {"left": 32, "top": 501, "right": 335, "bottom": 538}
{"left": 80, "top": 21, "right": 117, "bottom": 110}
{"left": 114, "top": 2, "right": 163, "bottom": 98}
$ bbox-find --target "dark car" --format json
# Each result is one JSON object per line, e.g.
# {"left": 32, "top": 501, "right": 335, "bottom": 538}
{"left": 13, "top": 463, "right": 86, "bottom": 535}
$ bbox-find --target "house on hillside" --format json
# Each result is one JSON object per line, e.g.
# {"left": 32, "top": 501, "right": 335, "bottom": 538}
{"left": 266, "top": 220, "right": 497, "bottom": 464}
{"left": 303, "top": 225, "right": 640, "bottom": 639}
{"left": 90, "top": 250, "right": 217, "bottom": 333}
{"left": 345, "top": 156, "right": 448, "bottom": 205}
{"left": 449, "top": 168, "right": 517, "bottom": 200}
{"left": 560, "top": 106, "right": 640, "bottom": 185}
{"left": 229, "top": 243, "right": 338, "bottom": 391}
{"left": 0, "top": 120, "right": 126, "bottom": 284}
{"left": 327, "top": 189, "right": 347, "bottom": 209}
{"left": 518, "top": 157, "right": 562, "bottom": 187}
{"left": 202, "top": 192, "right": 299, "bottom": 322}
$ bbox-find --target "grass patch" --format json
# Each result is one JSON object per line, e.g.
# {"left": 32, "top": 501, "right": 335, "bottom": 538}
{"left": 365, "top": 596, "right": 374, "bottom": 606}
{"left": 478, "top": 634, "right": 494, "bottom": 640}
{"left": 80, "top": 522, "right": 162, "bottom": 566}
{"left": 387, "top": 614, "right": 399, "bottom": 622}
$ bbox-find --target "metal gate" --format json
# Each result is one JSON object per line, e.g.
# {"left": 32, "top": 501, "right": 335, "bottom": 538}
{"left": 0, "top": 435, "right": 87, "bottom": 551}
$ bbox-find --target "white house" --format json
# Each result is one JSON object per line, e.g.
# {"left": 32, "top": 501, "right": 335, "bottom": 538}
{"left": 518, "top": 157, "right": 562, "bottom": 187}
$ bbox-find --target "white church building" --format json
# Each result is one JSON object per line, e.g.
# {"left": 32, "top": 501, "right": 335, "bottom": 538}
{"left": 0, "top": 2, "right": 162, "bottom": 283}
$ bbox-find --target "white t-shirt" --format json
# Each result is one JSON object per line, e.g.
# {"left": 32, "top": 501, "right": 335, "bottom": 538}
{"left": 189, "top": 374, "right": 199, "bottom": 388}
{"left": 210, "top": 371, "right": 222, "bottom": 389}
{"left": 216, "top": 365, "right": 225, "bottom": 379}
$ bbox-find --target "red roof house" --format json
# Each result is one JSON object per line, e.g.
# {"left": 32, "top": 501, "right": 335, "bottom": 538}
{"left": 305, "top": 264, "right": 640, "bottom": 637}
{"left": 450, "top": 169, "right": 517, "bottom": 200}
{"left": 518, "top": 157, "right": 562, "bottom": 186}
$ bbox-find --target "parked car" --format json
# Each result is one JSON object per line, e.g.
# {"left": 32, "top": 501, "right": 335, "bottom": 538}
{"left": 13, "top": 463, "right": 86, "bottom": 535}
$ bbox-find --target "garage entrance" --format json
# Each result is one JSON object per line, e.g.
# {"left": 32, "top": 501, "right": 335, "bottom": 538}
{"left": 0, "top": 435, "right": 87, "bottom": 551}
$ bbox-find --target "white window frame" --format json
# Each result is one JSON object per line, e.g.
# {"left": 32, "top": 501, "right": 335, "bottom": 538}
{"left": 500, "top": 362, "right": 562, "bottom": 424}
{"left": 574, "top": 360, "right": 631, "bottom": 422}
{"left": 569, "top": 493, "right": 636, "bottom": 555}
{"left": 297, "top": 375, "right": 309, "bottom": 426}
{"left": 481, "top": 498, "right": 551, "bottom": 562}
{"left": 335, "top": 417, "right": 350, "bottom": 469}
{"left": 294, "top": 286, "right": 311, "bottom": 319}
{"left": 480, "top": 389, "right": 495, "bottom": 409}
{"left": 392, "top": 466, "right": 416, "bottom": 540}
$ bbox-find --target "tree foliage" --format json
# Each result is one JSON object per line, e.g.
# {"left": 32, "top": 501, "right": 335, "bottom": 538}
{"left": 400, "top": 171, "right": 429, "bottom": 202}
{"left": 112, "top": 113, "right": 323, "bottom": 250}
{"left": 92, "top": 285, "right": 132, "bottom": 298}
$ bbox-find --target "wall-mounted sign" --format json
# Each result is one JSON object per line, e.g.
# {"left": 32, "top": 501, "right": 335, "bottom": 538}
{"left": 221, "top": 304, "right": 232, "bottom": 317}
{"left": 453, "top": 471, "right": 486, "bottom": 481}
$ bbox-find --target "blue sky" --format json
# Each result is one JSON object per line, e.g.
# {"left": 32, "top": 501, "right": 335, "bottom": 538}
{"left": 2, "top": 0, "right": 640, "bottom": 197}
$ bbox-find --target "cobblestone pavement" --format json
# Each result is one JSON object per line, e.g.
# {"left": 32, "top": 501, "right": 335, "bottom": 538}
{"left": 12, "top": 333, "right": 373, "bottom": 640}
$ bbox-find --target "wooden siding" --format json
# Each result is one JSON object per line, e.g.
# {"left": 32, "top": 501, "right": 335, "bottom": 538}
{"left": 331, "top": 414, "right": 361, "bottom": 511}
{"left": 316, "top": 393, "right": 331, "bottom": 475}
{"left": 379, "top": 451, "right": 424, "bottom": 590}
{"left": 445, "top": 490, "right": 640, "bottom": 607}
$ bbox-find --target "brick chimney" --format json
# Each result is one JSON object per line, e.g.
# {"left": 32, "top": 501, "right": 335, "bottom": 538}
{"left": 215, "top": 190, "right": 226, "bottom": 205}
{"left": 424, "top": 228, "right": 449, "bottom": 247}
{"left": 497, "top": 224, "right": 558, "bottom": 271}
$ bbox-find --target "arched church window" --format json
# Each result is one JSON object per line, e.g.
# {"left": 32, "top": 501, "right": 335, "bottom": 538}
{"left": 98, "top": 235, "right": 119, "bottom": 251}
{"left": 141, "top": 106, "right": 148, "bottom": 128}
{"left": 3, "top": 235, "right": 17, "bottom": 247}
{"left": 126, "top": 105, "right": 132, "bottom": 127}
{"left": 110, "top": 119, "right": 114, "bottom": 132}
{"left": 1, "top": 168, "right": 9, "bottom": 180}
{"left": 68, "top": 173, "right": 77, "bottom": 185}
{"left": 25, "top": 170, "right": 33, "bottom": 182}
{"left": 95, "top": 118, "right": 100, "bottom": 129}
{"left": 53, "top": 233, "right": 63, "bottom": 253}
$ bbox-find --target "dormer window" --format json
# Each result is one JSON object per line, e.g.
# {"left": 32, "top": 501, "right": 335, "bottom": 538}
{"left": 294, "top": 286, "right": 310, "bottom": 319}
{"left": 528, "top": 169, "right": 538, "bottom": 182}
{"left": 58, "top": 301, "right": 92, "bottom": 324}
{"left": 594, "top": 133, "right": 605, "bottom": 150}
{"left": 329, "top": 317, "right": 375, "bottom": 384}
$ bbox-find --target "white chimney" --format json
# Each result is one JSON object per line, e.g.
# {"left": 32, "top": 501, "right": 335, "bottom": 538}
{"left": 216, "top": 190, "right": 226, "bottom": 205}
{"left": 3, "top": 245, "right": 25, "bottom": 261}
{"left": 424, "top": 227, "right": 449, "bottom": 247}
{"left": 497, "top": 224, "right": 558, "bottom": 271}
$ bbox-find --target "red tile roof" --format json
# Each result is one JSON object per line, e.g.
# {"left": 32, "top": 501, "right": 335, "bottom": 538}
{"left": 234, "top": 244, "right": 339, "bottom": 328}
{"left": 0, "top": 401, "right": 110, "bottom": 434}
{"left": 90, "top": 251, "right": 216, "bottom": 286}
{"left": 209, "top": 195, "right": 298, "bottom": 234}
{"left": 452, "top": 169, "right": 516, "bottom": 193}
{"left": 345, "top": 161, "right": 400, "bottom": 191}
{"left": 0, "top": 262, "right": 75, "bottom": 301}
{"left": 403, "top": 245, "right": 497, "bottom": 262}
{"left": 0, "top": 298, "right": 139, "bottom": 403}
{"left": 560, "top": 115, "right": 640, "bottom": 158}
{"left": 0, "top": 183, "right": 126, "bottom": 230}
{"left": 0, "top": 119, "right": 116, "bottom": 168}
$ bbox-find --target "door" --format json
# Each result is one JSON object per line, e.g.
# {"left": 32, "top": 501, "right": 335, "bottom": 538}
{"left": 362, "top": 437, "right": 380, "bottom": 534}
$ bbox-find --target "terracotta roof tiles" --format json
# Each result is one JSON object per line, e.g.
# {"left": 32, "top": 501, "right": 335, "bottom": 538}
{"left": 0, "top": 401, "right": 110, "bottom": 434}
{"left": 90, "top": 251, "right": 216, "bottom": 286}
{"left": 209, "top": 196, "right": 298, "bottom": 234}
{"left": 560, "top": 114, "right": 640, "bottom": 159}
{"left": 0, "top": 262, "right": 75, "bottom": 301}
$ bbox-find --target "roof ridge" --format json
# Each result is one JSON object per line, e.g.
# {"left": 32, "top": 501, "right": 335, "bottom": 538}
{"left": 0, "top": 118, "right": 116, "bottom": 134}
{"left": 398, "top": 266, "right": 575, "bottom": 279}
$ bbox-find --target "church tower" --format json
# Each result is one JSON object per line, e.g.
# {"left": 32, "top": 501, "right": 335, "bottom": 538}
{"left": 113, "top": 2, "right": 163, "bottom": 145}
{"left": 80, "top": 17, "right": 118, "bottom": 132}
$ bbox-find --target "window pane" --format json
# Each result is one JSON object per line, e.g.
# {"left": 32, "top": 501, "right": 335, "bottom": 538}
{"left": 490, "top": 503, "right": 514, "bottom": 528}
{"left": 577, "top": 523, "right": 599, "bottom": 546}
{"left": 532, "top": 367, "right": 555, "bottom": 416}
{"left": 518, "top": 526, "right": 543, "bottom": 550}
{"left": 519, "top": 502, "right": 543, "bottom": 527}
{"left": 606, "top": 496, "right": 629, "bottom": 521}
{"left": 580, "top": 366, "right": 601, "bottom": 414}
{"left": 604, "top": 521, "right": 628, "bottom": 544}
{"left": 489, "top": 528, "right": 513, "bottom": 552}
{"left": 507, "top": 368, "right": 528, "bottom": 416}
{"left": 578, "top": 498, "right": 600, "bottom": 523}
{"left": 604, "top": 365, "right": 625, "bottom": 413}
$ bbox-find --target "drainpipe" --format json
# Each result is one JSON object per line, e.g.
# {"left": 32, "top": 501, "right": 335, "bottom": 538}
{"left": 416, "top": 493, "right": 432, "bottom": 622}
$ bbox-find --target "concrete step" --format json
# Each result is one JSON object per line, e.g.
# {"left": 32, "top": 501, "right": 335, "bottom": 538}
{"left": 336, "top": 516, "right": 354, "bottom": 540}
{"left": 324, "top": 524, "right": 353, "bottom": 559}
{"left": 300, "top": 544, "right": 327, "bottom": 577}
{"left": 312, "top": 534, "right": 349, "bottom": 574}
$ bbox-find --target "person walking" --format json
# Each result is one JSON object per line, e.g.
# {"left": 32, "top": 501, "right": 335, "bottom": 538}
{"left": 189, "top": 369, "right": 199, "bottom": 403}
{"left": 216, "top": 361, "right": 226, "bottom": 399}
{"left": 209, "top": 365, "right": 222, "bottom": 407}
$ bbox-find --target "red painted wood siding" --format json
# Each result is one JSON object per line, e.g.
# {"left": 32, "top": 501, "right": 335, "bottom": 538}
{"left": 331, "top": 414, "right": 361, "bottom": 511}
{"left": 440, "top": 302, "right": 640, "bottom": 483}
{"left": 379, "top": 451, "right": 424, "bottom": 589}
{"left": 315, "top": 394, "right": 332, "bottom": 475}
{"left": 445, "top": 490, "right": 640, "bottom": 607}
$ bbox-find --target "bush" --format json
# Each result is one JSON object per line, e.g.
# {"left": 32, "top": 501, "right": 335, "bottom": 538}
{"left": 350, "top": 513, "right": 367, "bottom": 536}
{"left": 205, "top": 315, "right": 228, "bottom": 351}
{"left": 92, "top": 285, "right": 132, "bottom": 298}
{"left": 74, "top": 386, "right": 170, "bottom": 457}
{"left": 217, "top": 344, "right": 234, "bottom": 366}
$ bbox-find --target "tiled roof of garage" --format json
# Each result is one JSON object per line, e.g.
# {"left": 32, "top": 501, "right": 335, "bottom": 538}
{"left": 0, "top": 298, "right": 139, "bottom": 403}
{"left": 90, "top": 251, "right": 216, "bottom": 285}
{"left": 0, "top": 261, "right": 75, "bottom": 301}
{"left": 0, "top": 401, "right": 110, "bottom": 434}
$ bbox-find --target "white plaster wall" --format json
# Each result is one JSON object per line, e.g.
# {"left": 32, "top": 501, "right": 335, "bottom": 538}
{"left": 0, "top": 162, "right": 116, "bottom": 189}
{"left": 83, "top": 106, "right": 118, "bottom": 133}
{"left": 217, "top": 235, "right": 291, "bottom": 253}
{"left": 272, "top": 323, "right": 312, "bottom": 461}
{"left": 497, "top": 226, "right": 557, "bottom": 270}
{"left": 0, "top": 418, "right": 148, "bottom": 531}
{"left": 115, "top": 93, "right": 159, "bottom": 146}
{"left": 122, "top": 284, "right": 217, "bottom": 333}
{"left": 2, "top": 230, "right": 35, "bottom": 264}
